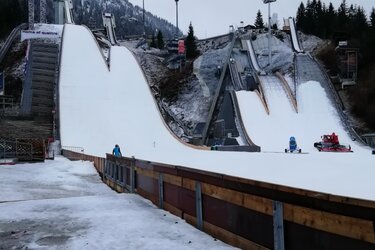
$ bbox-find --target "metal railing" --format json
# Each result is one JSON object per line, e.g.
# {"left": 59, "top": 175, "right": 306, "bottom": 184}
{"left": 0, "top": 23, "right": 27, "bottom": 63}
{"left": 0, "top": 96, "right": 16, "bottom": 117}
{"left": 0, "top": 138, "right": 45, "bottom": 161}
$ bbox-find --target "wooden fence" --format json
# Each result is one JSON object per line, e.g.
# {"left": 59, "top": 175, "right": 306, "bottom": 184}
{"left": 62, "top": 150, "right": 375, "bottom": 250}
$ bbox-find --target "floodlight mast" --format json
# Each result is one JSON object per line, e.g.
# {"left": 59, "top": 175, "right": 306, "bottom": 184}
{"left": 143, "top": 0, "right": 145, "bottom": 36}
{"left": 263, "top": 0, "right": 276, "bottom": 66}
{"left": 175, "top": 0, "right": 179, "bottom": 38}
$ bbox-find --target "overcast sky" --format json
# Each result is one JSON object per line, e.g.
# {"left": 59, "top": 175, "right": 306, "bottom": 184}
{"left": 128, "top": 0, "right": 374, "bottom": 39}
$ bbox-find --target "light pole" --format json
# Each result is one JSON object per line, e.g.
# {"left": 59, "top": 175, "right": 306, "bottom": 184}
{"left": 175, "top": 0, "right": 179, "bottom": 38}
{"left": 142, "top": 0, "right": 145, "bottom": 36}
{"left": 263, "top": 0, "right": 276, "bottom": 66}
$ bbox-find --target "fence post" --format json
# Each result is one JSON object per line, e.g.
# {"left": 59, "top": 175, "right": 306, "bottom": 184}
{"left": 195, "top": 181, "right": 203, "bottom": 230}
{"left": 104, "top": 159, "right": 108, "bottom": 181}
{"left": 123, "top": 165, "right": 127, "bottom": 189}
{"left": 130, "top": 159, "right": 135, "bottom": 193}
{"left": 158, "top": 174, "right": 164, "bottom": 209}
{"left": 273, "top": 200, "right": 285, "bottom": 250}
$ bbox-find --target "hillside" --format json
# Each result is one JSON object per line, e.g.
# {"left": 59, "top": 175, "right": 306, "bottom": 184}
{"left": 54, "top": 0, "right": 180, "bottom": 39}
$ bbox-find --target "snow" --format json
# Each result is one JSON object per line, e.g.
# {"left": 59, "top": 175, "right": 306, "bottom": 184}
{"left": 58, "top": 24, "right": 375, "bottom": 202}
{"left": 289, "top": 17, "right": 303, "bottom": 53}
{"left": 246, "top": 39, "right": 261, "bottom": 72}
{"left": 0, "top": 157, "right": 235, "bottom": 249}
{"left": 238, "top": 81, "right": 349, "bottom": 152}
{"left": 252, "top": 33, "right": 294, "bottom": 73}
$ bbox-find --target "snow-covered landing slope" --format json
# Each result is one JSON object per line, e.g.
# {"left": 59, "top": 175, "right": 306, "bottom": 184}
{"left": 237, "top": 81, "right": 367, "bottom": 153}
{"left": 59, "top": 24, "right": 375, "bottom": 201}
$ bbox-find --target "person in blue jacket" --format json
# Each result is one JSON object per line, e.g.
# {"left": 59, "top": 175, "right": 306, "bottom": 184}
{"left": 112, "top": 144, "right": 122, "bottom": 157}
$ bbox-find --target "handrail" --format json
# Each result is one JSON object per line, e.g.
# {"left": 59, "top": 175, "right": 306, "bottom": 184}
{"left": 197, "top": 33, "right": 230, "bottom": 42}
{"left": 55, "top": 25, "right": 65, "bottom": 141}
{"left": 0, "top": 23, "right": 27, "bottom": 63}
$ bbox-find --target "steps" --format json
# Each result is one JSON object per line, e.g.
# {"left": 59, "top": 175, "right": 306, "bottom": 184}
{"left": 22, "top": 42, "right": 59, "bottom": 117}
{"left": 17, "top": 41, "right": 59, "bottom": 141}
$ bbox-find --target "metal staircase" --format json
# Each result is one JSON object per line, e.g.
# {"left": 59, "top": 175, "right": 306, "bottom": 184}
{"left": 21, "top": 42, "right": 59, "bottom": 117}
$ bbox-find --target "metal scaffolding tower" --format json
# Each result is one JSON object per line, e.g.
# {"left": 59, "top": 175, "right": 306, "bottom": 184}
{"left": 28, "top": 0, "right": 48, "bottom": 29}
{"left": 40, "top": 0, "right": 47, "bottom": 23}
{"left": 28, "top": 0, "right": 35, "bottom": 29}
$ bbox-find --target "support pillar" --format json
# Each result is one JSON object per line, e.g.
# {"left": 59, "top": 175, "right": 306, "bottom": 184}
{"left": 28, "top": 0, "right": 34, "bottom": 29}
{"left": 273, "top": 200, "right": 285, "bottom": 250}
{"left": 195, "top": 182, "right": 203, "bottom": 230}
{"left": 40, "top": 0, "right": 47, "bottom": 23}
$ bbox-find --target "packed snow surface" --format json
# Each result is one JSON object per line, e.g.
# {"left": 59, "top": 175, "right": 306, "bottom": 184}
{"left": 0, "top": 157, "right": 235, "bottom": 249}
{"left": 59, "top": 24, "right": 375, "bottom": 201}
{"left": 289, "top": 17, "right": 303, "bottom": 53}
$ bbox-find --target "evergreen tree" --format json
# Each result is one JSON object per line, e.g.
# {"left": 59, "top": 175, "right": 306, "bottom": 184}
{"left": 296, "top": 2, "right": 306, "bottom": 32}
{"left": 185, "top": 22, "right": 198, "bottom": 59}
{"left": 150, "top": 34, "right": 157, "bottom": 48}
{"left": 304, "top": 0, "right": 315, "bottom": 34}
{"left": 157, "top": 30, "right": 164, "bottom": 49}
{"left": 371, "top": 8, "right": 375, "bottom": 27}
{"left": 325, "top": 3, "right": 336, "bottom": 38}
{"left": 254, "top": 10, "right": 264, "bottom": 29}
{"left": 353, "top": 7, "right": 368, "bottom": 36}
{"left": 314, "top": 0, "right": 324, "bottom": 36}
{"left": 337, "top": 0, "right": 349, "bottom": 29}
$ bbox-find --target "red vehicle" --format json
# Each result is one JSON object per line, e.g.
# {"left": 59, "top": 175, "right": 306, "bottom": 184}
{"left": 314, "top": 133, "right": 353, "bottom": 152}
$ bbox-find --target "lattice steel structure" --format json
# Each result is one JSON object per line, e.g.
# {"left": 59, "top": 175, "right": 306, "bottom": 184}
{"left": 40, "top": 0, "right": 47, "bottom": 23}
{"left": 28, "top": 0, "right": 35, "bottom": 29}
{"left": 28, "top": 0, "right": 48, "bottom": 29}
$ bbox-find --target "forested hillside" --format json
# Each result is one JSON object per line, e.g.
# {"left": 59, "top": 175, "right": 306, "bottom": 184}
{"left": 296, "top": 0, "right": 375, "bottom": 131}
{"left": 1, "top": 0, "right": 179, "bottom": 40}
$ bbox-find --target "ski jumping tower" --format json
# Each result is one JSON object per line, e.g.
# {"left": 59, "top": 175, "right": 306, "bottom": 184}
{"left": 54, "top": 0, "right": 74, "bottom": 24}
{"left": 28, "top": 0, "right": 47, "bottom": 29}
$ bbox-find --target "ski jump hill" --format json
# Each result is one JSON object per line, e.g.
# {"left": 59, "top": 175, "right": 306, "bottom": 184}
{"left": 57, "top": 24, "right": 375, "bottom": 249}
{"left": 59, "top": 24, "right": 374, "bottom": 201}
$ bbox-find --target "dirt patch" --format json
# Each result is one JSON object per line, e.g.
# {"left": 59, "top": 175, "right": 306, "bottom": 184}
{"left": 159, "top": 61, "right": 194, "bottom": 102}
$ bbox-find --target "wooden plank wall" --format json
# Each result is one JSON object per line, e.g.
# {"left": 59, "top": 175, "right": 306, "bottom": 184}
{"left": 62, "top": 149, "right": 105, "bottom": 175}
{"left": 62, "top": 151, "right": 375, "bottom": 250}
{"left": 131, "top": 160, "right": 375, "bottom": 250}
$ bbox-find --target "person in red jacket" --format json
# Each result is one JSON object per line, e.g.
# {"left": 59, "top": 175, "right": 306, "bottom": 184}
{"left": 331, "top": 133, "right": 339, "bottom": 145}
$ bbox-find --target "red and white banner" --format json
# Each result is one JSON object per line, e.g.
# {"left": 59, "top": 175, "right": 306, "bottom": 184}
{"left": 178, "top": 40, "right": 185, "bottom": 54}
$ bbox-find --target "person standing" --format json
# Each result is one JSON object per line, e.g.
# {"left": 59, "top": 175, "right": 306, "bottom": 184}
{"left": 112, "top": 144, "right": 122, "bottom": 157}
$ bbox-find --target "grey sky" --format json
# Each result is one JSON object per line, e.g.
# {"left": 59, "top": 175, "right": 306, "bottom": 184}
{"left": 128, "top": 0, "right": 374, "bottom": 39}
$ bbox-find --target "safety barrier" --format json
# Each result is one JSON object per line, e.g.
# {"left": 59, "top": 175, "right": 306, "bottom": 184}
{"left": 62, "top": 149, "right": 375, "bottom": 250}
{"left": 0, "top": 138, "right": 46, "bottom": 161}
